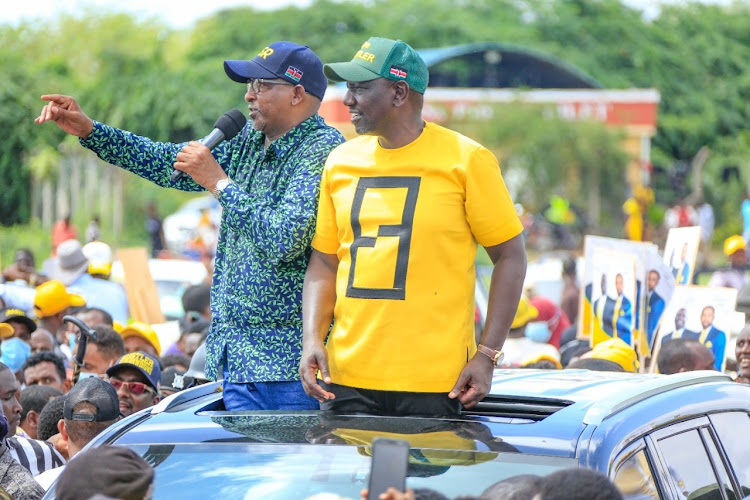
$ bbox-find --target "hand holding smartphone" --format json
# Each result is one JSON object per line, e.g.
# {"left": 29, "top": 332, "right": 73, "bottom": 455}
{"left": 367, "top": 437, "right": 410, "bottom": 500}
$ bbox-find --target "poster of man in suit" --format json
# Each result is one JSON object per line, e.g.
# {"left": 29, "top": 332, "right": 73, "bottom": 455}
{"left": 652, "top": 285, "right": 737, "bottom": 372}
{"left": 590, "top": 247, "right": 637, "bottom": 347}
{"left": 644, "top": 252, "right": 676, "bottom": 355}
{"left": 663, "top": 226, "right": 701, "bottom": 286}
{"left": 579, "top": 236, "right": 656, "bottom": 349}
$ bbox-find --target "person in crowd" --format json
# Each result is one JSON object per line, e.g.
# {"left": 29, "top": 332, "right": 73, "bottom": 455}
{"left": 301, "top": 37, "right": 526, "bottom": 415}
{"left": 696, "top": 197, "right": 714, "bottom": 268}
{"left": 566, "top": 357, "right": 625, "bottom": 372}
{"left": 160, "top": 366, "right": 189, "bottom": 397}
{"left": 520, "top": 353, "right": 562, "bottom": 370}
{"left": 0, "top": 309, "right": 37, "bottom": 344}
{"left": 181, "top": 283, "right": 212, "bottom": 322}
{"left": 0, "top": 409, "right": 45, "bottom": 499}
{"left": 50, "top": 240, "right": 129, "bottom": 324}
{"left": 84, "top": 215, "right": 101, "bottom": 243}
{"left": 80, "top": 325, "right": 126, "bottom": 378}
{"left": 35, "top": 377, "right": 121, "bottom": 491}
{"left": 160, "top": 354, "right": 190, "bottom": 372}
{"left": 146, "top": 202, "right": 166, "bottom": 258}
{"left": 695, "top": 305, "right": 726, "bottom": 371}
{"left": 36, "top": 396, "right": 66, "bottom": 442}
{"left": 479, "top": 474, "right": 542, "bottom": 500}
{"left": 22, "top": 351, "right": 71, "bottom": 394}
{"left": 0, "top": 335, "right": 30, "bottom": 379}
{"left": 559, "top": 338, "right": 591, "bottom": 368}
{"left": 586, "top": 337, "right": 639, "bottom": 373}
{"left": 560, "top": 255, "right": 580, "bottom": 324}
{"left": 118, "top": 322, "right": 161, "bottom": 358}
{"left": 2, "top": 249, "right": 45, "bottom": 287}
{"left": 33, "top": 280, "right": 86, "bottom": 361}
{"left": 19, "top": 385, "right": 63, "bottom": 440}
{"left": 734, "top": 323, "right": 750, "bottom": 384}
{"left": 534, "top": 467, "right": 624, "bottom": 500}
{"left": 528, "top": 294, "right": 570, "bottom": 349}
{"left": 0, "top": 363, "right": 65, "bottom": 476}
{"left": 73, "top": 306, "right": 113, "bottom": 330}
{"left": 164, "top": 317, "right": 210, "bottom": 358}
{"left": 500, "top": 297, "right": 561, "bottom": 368}
{"left": 657, "top": 338, "right": 715, "bottom": 374}
{"left": 55, "top": 445, "right": 154, "bottom": 500}
{"left": 183, "top": 342, "right": 211, "bottom": 387}
{"left": 105, "top": 352, "right": 161, "bottom": 417}
{"left": 29, "top": 329, "right": 55, "bottom": 354}
{"left": 50, "top": 215, "right": 76, "bottom": 257}
{"left": 645, "top": 269, "right": 665, "bottom": 349}
{"left": 37, "top": 40, "right": 345, "bottom": 411}
{"left": 708, "top": 235, "right": 749, "bottom": 291}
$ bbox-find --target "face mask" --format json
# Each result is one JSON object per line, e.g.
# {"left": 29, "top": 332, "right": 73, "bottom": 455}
{"left": 77, "top": 372, "right": 100, "bottom": 381}
{"left": 525, "top": 321, "right": 552, "bottom": 343}
{"left": 66, "top": 332, "right": 77, "bottom": 350}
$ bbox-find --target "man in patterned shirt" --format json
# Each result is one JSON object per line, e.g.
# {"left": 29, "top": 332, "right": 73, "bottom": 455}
{"left": 36, "top": 41, "right": 345, "bottom": 410}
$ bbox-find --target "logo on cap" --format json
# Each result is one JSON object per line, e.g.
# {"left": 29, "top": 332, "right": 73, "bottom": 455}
{"left": 285, "top": 66, "right": 303, "bottom": 82}
{"left": 119, "top": 352, "right": 155, "bottom": 376}
{"left": 389, "top": 66, "right": 408, "bottom": 79}
{"left": 258, "top": 47, "right": 274, "bottom": 59}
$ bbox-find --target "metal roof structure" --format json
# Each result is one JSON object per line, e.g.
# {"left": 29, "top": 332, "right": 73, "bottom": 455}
{"left": 417, "top": 41, "right": 604, "bottom": 90}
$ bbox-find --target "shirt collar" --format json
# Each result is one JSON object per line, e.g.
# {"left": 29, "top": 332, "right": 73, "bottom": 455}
{"left": 258, "top": 114, "right": 325, "bottom": 158}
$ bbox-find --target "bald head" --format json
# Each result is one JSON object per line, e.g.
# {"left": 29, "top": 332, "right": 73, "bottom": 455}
{"left": 30, "top": 329, "right": 56, "bottom": 354}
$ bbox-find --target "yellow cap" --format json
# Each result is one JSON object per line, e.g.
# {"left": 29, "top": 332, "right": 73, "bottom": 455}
{"left": 112, "top": 320, "right": 124, "bottom": 334}
{"left": 520, "top": 352, "right": 562, "bottom": 369}
{"left": 512, "top": 296, "right": 539, "bottom": 329}
{"left": 33, "top": 280, "right": 86, "bottom": 318}
{"left": 0, "top": 323, "right": 13, "bottom": 340}
{"left": 724, "top": 235, "right": 746, "bottom": 256}
{"left": 119, "top": 322, "right": 161, "bottom": 355}
{"left": 82, "top": 241, "right": 113, "bottom": 276}
{"left": 590, "top": 338, "right": 639, "bottom": 373}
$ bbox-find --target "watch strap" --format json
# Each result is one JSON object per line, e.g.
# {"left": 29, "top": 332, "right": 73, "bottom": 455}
{"left": 477, "top": 344, "right": 504, "bottom": 366}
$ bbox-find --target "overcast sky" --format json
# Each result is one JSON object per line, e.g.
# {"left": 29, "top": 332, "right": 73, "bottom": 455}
{"left": 0, "top": 0, "right": 739, "bottom": 29}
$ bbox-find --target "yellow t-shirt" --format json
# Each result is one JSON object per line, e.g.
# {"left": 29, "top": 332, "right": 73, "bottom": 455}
{"left": 312, "top": 122, "right": 523, "bottom": 392}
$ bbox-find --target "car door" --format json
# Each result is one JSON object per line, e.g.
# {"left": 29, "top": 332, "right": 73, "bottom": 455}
{"left": 645, "top": 417, "right": 738, "bottom": 500}
{"left": 708, "top": 411, "right": 750, "bottom": 498}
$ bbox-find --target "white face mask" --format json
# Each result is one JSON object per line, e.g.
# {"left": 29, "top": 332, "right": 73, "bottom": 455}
{"left": 525, "top": 321, "right": 552, "bottom": 343}
{"left": 77, "top": 372, "right": 100, "bottom": 381}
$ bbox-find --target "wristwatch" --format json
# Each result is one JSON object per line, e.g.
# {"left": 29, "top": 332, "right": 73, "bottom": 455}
{"left": 212, "top": 178, "right": 232, "bottom": 200}
{"left": 477, "top": 344, "right": 504, "bottom": 366}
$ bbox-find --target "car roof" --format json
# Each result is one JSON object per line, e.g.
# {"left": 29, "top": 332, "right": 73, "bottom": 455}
{"left": 93, "top": 369, "right": 750, "bottom": 462}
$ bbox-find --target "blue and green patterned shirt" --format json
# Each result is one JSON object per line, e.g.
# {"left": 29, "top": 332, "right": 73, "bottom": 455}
{"left": 81, "top": 114, "right": 345, "bottom": 383}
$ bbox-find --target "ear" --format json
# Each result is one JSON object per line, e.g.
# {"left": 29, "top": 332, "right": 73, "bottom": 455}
{"left": 26, "top": 411, "right": 40, "bottom": 429}
{"left": 392, "top": 81, "right": 410, "bottom": 107}
{"left": 58, "top": 419, "right": 68, "bottom": 442}
{"left": 152, "top": 394, "right": 161, "bottom": 406}
{"left": 291, "top": 85, "right": 306, "bottom": 105}
{"left": 63, "top": 378, "right": 72, "bottom": 393}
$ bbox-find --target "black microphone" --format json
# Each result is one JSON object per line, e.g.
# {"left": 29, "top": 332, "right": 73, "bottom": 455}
{"left": 171, "top": 109, "right": 247, "bottom": 183}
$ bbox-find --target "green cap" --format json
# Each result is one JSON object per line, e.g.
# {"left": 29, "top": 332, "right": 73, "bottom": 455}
{"left": 324, "top": 37, "right": 429, "bottom": 94}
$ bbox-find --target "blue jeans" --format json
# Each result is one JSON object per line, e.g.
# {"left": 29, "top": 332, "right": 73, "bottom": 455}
{"left": 222, "top": 376, "right": 319, "bottom": 411}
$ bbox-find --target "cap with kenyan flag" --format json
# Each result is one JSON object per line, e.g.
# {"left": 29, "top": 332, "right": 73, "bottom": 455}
{"left": 224, "top": 41, "right": 328, "bottom": 100}
{"left": 324, "top": 37, "right": 429, "bottom": 94}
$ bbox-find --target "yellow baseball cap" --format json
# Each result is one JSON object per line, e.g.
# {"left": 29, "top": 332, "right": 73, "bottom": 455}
{"left": 589, "top": 338, "right": 639, "bottom": 373}
{"left": 82, "top": 241, "right": 113, "bottom": 276}
{"left": 724, "top": 235, "right": 746, "bottom": 256}
{"left": 511, "top": 296, "right": 539, "bottom": 329}
{"left": 33, "top": 280, "right": 86, "bottom": 318}
{"left": 520, "top": 352, "right": 562, "bottom": 369}
{"left": 119, "top": 322, "right": 161, "bottom": 355}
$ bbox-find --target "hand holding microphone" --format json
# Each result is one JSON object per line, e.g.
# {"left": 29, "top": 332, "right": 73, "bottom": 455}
{"left": 171, "top": 109, "right": 247, "bottom": 183}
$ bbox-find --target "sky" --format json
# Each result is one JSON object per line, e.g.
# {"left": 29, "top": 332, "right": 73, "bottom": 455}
{"left": 0, "top": 0, "right": 740, "bottom": 29}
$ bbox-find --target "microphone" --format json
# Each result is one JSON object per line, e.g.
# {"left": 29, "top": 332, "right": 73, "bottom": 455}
{"left": 171, "top": 109, "right": 247, "bottom": 183}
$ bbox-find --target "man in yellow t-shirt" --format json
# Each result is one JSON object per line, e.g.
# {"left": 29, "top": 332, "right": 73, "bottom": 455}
{"left": 300, "top": 37, "right": 526, "bottom": 416}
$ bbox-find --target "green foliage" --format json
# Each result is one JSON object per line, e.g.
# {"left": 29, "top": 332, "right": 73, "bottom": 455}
{"left": 4, "top": 0, "right": 750, "bottom": 243}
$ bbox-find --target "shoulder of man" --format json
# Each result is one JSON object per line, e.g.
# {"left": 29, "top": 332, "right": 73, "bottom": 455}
{"left": 0, "top": 446, "right": 44, "bottom": 500}
{"left": 6, "top": 436, "right": 65, "bottom": 476}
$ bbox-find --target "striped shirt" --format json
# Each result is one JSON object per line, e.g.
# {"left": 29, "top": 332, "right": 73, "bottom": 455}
{"left": 6, "top": 437, "right": 65, "bottom": 476}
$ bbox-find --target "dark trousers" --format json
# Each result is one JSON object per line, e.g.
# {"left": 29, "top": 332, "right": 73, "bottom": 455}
{"left": 318, "top": 381, "right": 461, "bottom": 417}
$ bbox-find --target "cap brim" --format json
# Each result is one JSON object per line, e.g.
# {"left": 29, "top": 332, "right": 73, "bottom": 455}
{"left": 4, "top": 316, "right": 37, "bottom": 334}
{"left": 51, "top": 260, "right": 89, "bottom": 287}
{"left": 323, "top": 62, "right": 381, "bottom": 83}
{"left": 106, "top": 363, "right": 159, "bottom": 391}
{"left": 224, "top": 60, "right": 279, "bottom": 83}
{"left": 0, "top": 323, "right": 14, "bottom": 340}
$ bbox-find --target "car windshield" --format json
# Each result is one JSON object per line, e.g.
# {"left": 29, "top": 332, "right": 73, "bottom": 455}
{"left": 124, "top": 442, "right": 574, "bottom": 499}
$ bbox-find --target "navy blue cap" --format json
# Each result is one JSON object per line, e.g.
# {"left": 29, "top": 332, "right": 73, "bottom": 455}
{"left": 106, "top": 351, "right": 161, "bottom": 393}
{"left": 224, "top": 41, "right": 327, "bottom": 100}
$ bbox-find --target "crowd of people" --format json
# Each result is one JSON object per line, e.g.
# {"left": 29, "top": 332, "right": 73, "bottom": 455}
{"left": 7, "top": 32, "right": 741, "bottom": 500}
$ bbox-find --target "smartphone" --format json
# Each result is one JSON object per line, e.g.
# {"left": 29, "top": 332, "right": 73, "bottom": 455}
{"left": 367, "top": 437, "right": 410, "bottom": 500}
